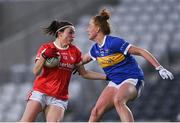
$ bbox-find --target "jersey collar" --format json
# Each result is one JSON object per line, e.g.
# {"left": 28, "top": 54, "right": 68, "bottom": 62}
{"left": 53, "top": 39, "right": 69, "bottom": 50}
{"left": 98, "top": 35, "right": 107, "bottom": 48}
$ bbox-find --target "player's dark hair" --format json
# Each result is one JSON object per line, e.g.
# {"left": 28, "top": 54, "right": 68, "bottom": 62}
{"left": 93, "top": 9, "right": 111, "bottom": 35}
{"left": 43, "top": 20, "right": 73, "bottom": 37}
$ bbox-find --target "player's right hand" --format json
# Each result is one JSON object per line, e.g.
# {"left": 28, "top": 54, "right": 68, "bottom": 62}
{"left": 42, "top": 47, "right": 59, "bottom": 59}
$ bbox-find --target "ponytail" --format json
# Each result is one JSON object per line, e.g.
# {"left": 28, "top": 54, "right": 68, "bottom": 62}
{"left": 43, "top": 20, "right": 74, "bottom": 37}
{"left": 93, "top": 9, "right": 111, "bottom": 35}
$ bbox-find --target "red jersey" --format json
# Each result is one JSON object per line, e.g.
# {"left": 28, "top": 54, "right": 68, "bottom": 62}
{"left": 32, "top": 41, "right": 82, "bottom": 100}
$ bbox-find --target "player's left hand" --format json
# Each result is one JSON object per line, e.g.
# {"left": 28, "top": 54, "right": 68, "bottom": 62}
{"left": 42, "top": 47, "right": 59, "bottom": 59}
{"left": 156, "top": 66, "right": 174, "bottom": 80}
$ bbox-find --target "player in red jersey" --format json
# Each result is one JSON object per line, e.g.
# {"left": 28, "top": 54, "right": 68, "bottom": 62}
{"left": 20, "top": 20, "right": 107, "bottom": 122}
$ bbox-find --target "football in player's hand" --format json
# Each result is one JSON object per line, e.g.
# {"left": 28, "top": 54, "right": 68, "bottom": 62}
{"left": 44, "top": 57, "right": 60, "bottom": 68}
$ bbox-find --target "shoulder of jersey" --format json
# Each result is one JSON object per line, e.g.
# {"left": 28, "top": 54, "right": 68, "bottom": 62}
{"left": 69, "top": 44, "right": 80, "bottom": 50}
{"left": 42, "top": 41, "right": 55, "bottom": 48}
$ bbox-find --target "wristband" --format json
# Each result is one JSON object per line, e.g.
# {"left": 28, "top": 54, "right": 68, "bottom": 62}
{"left": 155, "top": 66, "right": 163, "bottom": 71}
{"left": 106, "top": 76, "right": 110, "bottom": 81}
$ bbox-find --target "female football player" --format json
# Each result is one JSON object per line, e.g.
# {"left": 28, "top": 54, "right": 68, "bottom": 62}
{"left": 82, "top": 9, "right": 174, "bottom": 122}
{"left": 20, "top": 20, "right": 107, "bottom": 122}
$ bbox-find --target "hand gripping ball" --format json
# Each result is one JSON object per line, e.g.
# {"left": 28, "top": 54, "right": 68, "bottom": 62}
{"left": 44, "top": 56, "right": 60, "bottom": 68}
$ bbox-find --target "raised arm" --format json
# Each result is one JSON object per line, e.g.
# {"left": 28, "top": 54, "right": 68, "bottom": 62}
{"left": 128, "top": 45, "right": 174, "bottom": 80}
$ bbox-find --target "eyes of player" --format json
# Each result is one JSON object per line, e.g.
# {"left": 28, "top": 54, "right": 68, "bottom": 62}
{"left": 64, "top": 29, "right": 75, "bottom": 35}
{"left": 69, "top": 30, "right": 75, "bottom": 35}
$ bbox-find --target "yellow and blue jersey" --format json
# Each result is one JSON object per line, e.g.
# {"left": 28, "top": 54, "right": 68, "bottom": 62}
{"left": 89, "top": 35, "right": 144, "bottom": 84}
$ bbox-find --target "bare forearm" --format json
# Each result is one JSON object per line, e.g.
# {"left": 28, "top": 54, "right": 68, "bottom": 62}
{"left": 140, "top": 49, "right": 161, "bottom": 68}
{"left": 33, "top": 56, "right": 46, "bottom": 76}
{"left": 129, "top": 46, "right": 161, "bottom": 68}
{"left": 82, "top": 53, "right": 92, "bottom": 65}
{"left": 81, "top": 70, "right": 106, "bottom": 80}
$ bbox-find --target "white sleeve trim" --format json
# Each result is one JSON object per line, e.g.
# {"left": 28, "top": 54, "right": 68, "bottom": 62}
{"left": 88, "top": 51, "right": 96, "bottom": 61}
{"left": 36, "top": 57, "right": 40, "bottom": 60}
{"left": 36, "top": 49, "right": 46, "bottom": 60}
{"left": 124, "top": 44, "right": 132, "bottom": 55}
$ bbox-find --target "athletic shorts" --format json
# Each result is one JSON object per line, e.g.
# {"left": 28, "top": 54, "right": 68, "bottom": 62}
{"left": 28, "top": 91, "right": 68, "bottom": 110}
{"left": 107, "top": 78, "right": 144, "bottom": 97}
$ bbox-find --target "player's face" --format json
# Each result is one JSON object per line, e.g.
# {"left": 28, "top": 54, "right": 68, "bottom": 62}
{"left": 87, "top": 19, "right": 99, "bottom": 41}
{"left": 61, "top": 27, "right": 75, "bottom": 44}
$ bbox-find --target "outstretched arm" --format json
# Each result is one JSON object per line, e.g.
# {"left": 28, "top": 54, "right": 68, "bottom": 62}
{"left": 72, "top": 53, "right": 93, "bottom": 74}
{"left": 83, "top": 53, "right": 93, "bottom": 65}
{"left": 76, "top": 63, "right": 107, "bottom": 80}
{"left": 128, "top": 45, "right": 174, "bottom": 80}
{"left": 128, "top": 45, "right": 160, "bottom": 68}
